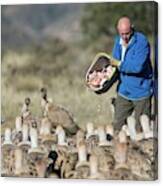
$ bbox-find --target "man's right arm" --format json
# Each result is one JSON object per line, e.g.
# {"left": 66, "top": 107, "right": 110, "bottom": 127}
{"left": 111, "top": 37, "right": 121, "bottom": 67}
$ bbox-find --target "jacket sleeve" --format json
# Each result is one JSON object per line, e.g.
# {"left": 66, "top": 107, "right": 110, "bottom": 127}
{"left": 119, "top": 38, "right": 150, "bottom": 74}
{"left": 112, "top": 37, "right": 121, "bottom": 60}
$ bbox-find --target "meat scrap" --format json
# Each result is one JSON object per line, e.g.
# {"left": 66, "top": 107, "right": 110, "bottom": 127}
{"left": 88, "top": 66, "right": 115, "bottom": 87}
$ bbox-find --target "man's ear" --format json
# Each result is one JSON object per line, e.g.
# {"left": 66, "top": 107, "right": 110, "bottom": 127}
{"left": 131, "top": 24, "right": 134, "bottom": 29}
{"left": 131, "top": 24, "right": 135, "bottom": 33}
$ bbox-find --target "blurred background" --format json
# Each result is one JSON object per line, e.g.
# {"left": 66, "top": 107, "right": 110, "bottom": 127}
{"left": 1, "top": 1, "right": 157, "bottom": 132}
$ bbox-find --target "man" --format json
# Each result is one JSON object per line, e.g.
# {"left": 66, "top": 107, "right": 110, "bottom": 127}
{"left": 111, "top": 16, "right": 153, "bottom": 132}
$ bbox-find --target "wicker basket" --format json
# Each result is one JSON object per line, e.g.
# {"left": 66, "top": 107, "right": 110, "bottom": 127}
{"left": 86, "top": 52, "right": 119, "bottom": 94}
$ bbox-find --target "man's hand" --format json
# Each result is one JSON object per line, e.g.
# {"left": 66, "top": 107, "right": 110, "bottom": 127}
{"left": 110, "top": 57, "right": 121, "bottom": 67}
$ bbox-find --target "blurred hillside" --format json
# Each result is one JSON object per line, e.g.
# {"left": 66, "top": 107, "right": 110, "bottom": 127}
{"left": 2, "top": 2, "right": 157, "bottom": 52}
{"left": 2, "top": 4, "right": 84, "bottom": 53}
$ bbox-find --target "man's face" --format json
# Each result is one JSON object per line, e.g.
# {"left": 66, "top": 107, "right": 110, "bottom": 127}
{"left": 118, "top": 26, "right": 132, "bottom": 44}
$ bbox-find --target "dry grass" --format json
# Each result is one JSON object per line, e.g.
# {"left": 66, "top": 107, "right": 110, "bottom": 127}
{"left": 1, "top": 40, "right": 117, "bottom": 133}
{"left": 1, "top": 37, "right": 155, "bottom": 134}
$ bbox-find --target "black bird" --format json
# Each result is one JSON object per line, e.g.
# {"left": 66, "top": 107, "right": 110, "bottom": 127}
{"left": 45, "top": 150, "right": 61, "bottom": 178}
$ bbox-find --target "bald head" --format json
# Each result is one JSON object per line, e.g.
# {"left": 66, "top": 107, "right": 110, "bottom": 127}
{"left": 117, "top": 17, "right": 131, "bottom": 31}
{"left": 117, "top": 17, "right": 133, "bottom": 44}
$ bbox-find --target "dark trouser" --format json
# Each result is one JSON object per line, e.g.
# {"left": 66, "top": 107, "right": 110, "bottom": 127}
{"left": 113, "top": 94, "right": 151, "bottom": 132}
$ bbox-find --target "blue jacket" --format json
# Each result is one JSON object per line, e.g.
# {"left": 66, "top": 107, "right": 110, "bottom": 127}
{"left": 112, "top": 32, "right": 153, "bottom": 100}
